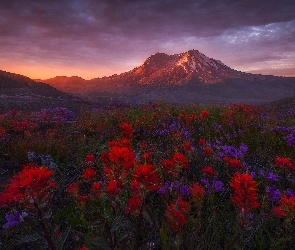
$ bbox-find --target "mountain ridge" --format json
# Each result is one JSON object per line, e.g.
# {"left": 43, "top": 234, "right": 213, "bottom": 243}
{"left": 3, "top": 49, "right": 295, "bottom": 106}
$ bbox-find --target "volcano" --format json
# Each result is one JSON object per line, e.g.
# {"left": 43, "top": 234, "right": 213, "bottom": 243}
{"left": 28, "top": 50, "right": 295, "bottom": 104}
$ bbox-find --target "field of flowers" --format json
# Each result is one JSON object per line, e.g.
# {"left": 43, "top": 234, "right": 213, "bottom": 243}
{"left": 0, "top": 103, "right": 295, "bottom": 250}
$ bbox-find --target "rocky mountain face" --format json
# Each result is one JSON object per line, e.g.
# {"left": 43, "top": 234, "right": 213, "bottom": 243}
{"left": 11, "top": 50, "right": 295, "bottom": 105}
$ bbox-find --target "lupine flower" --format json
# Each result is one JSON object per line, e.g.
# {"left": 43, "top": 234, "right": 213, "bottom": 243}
{"left": 3, "top": 211, "right": 28, "bottom": 228}
{"left": 0, "top": 165, "right": 55, "bottom": 208}
{"left": 212, "top": 180, "right": 225, "bottom": 193}
{"left": 286, "top": 189, "right": 295, "bottom": 198}
{"left": 157, "top": 182, "right": 191, "bottom": 197}
{"left": 229, "top": 172, "right": 260, "bottom": 216}
{"left": 266, "top": 185, "right": 282, "bottom": 202}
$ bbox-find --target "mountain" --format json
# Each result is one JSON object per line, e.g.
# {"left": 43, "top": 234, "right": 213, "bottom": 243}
{"left": 22, "top": 50, "right": 295, "bottom": 105}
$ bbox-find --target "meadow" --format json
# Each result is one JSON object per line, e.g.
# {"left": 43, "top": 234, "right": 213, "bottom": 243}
{"left": 0, "top": 103, "right": 295, "bottom": 250}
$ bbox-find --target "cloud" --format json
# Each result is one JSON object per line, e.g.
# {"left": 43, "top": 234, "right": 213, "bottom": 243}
{"left": 0, "top": 0, "right": 294, "bottom": 78}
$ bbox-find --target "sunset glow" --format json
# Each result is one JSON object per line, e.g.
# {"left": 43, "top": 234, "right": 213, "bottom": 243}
{"left": 0, "top": 0, "right": 294, "bottom": 79}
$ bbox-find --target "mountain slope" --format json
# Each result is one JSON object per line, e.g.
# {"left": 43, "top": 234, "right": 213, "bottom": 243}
{"left": 35, "top": 50, "right": 295, "bottom": 105}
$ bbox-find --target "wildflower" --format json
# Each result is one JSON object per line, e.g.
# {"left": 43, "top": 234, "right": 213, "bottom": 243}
{"left": 212, "top": 180, "right": 225, "bottom": 193}
{"left": 162, "top": 152, "right": 189, "bottom": 176}
{"left": 120, "top": 122, "right": 133, "bottom": 138}
{"left": 108, "top": 146, "right": 135, "bottom": 170}
{"left": 200, "top": 110, "right": 209, "bottom": 121}
{"left": 183, "top": 141, "right": 193, "bottom": 151}
{"left": 106, "top": 179, "right": 123, "bottom": 196}
{"left": 190, "top": 183, "right": 205, "bottom": 201}
{"left": 274, "top": 195, "right": 295, "bottom": 220}
{"left": 201, "top": 166, "right": 216, "bottom": 178}
{"left": 266, "top": 185, "right": 282, "bottom": 202}
{"left": 165, "top": 197, "right": 191, "bottom": 232}
{"left": 133, "top": 164, "right": 161, "bottom": 192}
{"left": 91, "top": 182, "right": 101, "bottom": 197}
{"left": 85, "top": 154, "right": 95, "bottom": 163}
{"left": 78, "top": 194, "right": 90, "bottom": 206}
{"left": 203, "top": 147, "right": 214, "bottom": 157}
{"left": 229, "top": 172, "right": 260, "bottom": 216}
{"left": 223, "top": 156, "right": 243, "bottom": 169}
{"left": 198, "top": 138, "right": 206, "bottom": 146}
{"left": 82, "top": 168, "right": 96, "bottom": 182}
{"left": 275, "top": 157, "right": 295, "bottom": 171}
{"left": 68, "top": 182, "right": 79, "bottom": 196}
{"left": 0, "top": 165, "right": 55, "bottom": 208}
{"left": 125, "top": 196, "right": 142, "bottom": 215}
{"left": 3, "top": 211, "right": 28, "bottom": 228}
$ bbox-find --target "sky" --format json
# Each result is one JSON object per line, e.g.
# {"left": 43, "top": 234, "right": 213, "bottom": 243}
{"left": 0, "top": 0, "right": 295, "bottom": 80}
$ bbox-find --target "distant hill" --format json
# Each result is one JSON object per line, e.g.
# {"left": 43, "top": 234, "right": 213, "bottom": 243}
{"left": 0, "top": 70, "right": 91, "bottom": 114}
{"left": 38, "top": 49, "right": 295, "bottom": 105}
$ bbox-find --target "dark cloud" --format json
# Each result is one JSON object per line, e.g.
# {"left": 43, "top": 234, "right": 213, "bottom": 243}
{"left": 0, "top": 0, "right": 294, "bottom": 78}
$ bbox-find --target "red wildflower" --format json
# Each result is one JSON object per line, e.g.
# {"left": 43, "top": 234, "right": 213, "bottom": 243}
{"left": 200, "top": 110, "right": 209, "bottom": 118}
{"left": 198, "top": 138, "right": 206, "bottom": 146}
{"left": 108, "top": 146, "right": 135, "bottom": 170}
{"left": 183, "top": 141, "right": 193, "bottom": 151}
{"left": 85, "top": 154, "right": 95, "bottom": 163}
{"left": 165, "top": 197, "right": 191, "bottom": 232}
{"left": 203, "top": 147, "right": 214, "bottom": 157}
{"left": 91, "top": 182, "right": 101, "bottom": 197}
{"left": 82, "top": 168, "right": 96, "bottom": 182}
{"left": 0, "top": 165, "right": 55, "bottom": 208}
{"left": 125, "top": 196, "right": 143, "bottom": 215}
{"left": 229, "top": 172, "right": 260, "bottom": 216}
{"left": 68, "top": 182, "right": 79, "bottom": 196}
{"left": 106, "top": 179, "right": 123, "bottom": 196}
{"left": 78, "top": 194, "right": 90, "bottom": 206}
{"left": 133, "top": 164, "right": 161, "bottom": 192}
{"left": 190, "top": 183, "right": 205, "bottom": 201}
{"left": 120, "top": 122, "right": 133, "bottom": 138}
{"left": 274, "top": 157, "right": 295, "bottom": 171}
{"left": 172, "top": 152, "right": 189, "bottom": 169}
{"left": 79, "top": 245, "right": 88, "bottom": 250}
{"left": 223, "top": 156, "right": 243, "bottom": 169}
{"left": 201, "top": 166, "right": 216, "bottom": 178}
{"left": 274, "top": 195, "right": 295, "bottom": 220}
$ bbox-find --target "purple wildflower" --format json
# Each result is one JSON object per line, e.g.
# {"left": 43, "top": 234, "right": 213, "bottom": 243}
{"left": 266, "top": 186, "right": 282, "bottom": 202}
{"left": 3, "top": 212, "right": 28, "bottom": 229}
{"left": 286, "top": 189, "right": 295, "bottom": 198}
{"left": 212, "top": 180, "right": 225, "bottom": 193}
{"left": 267, "top": 172, "right": 281, "bottom": 182}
